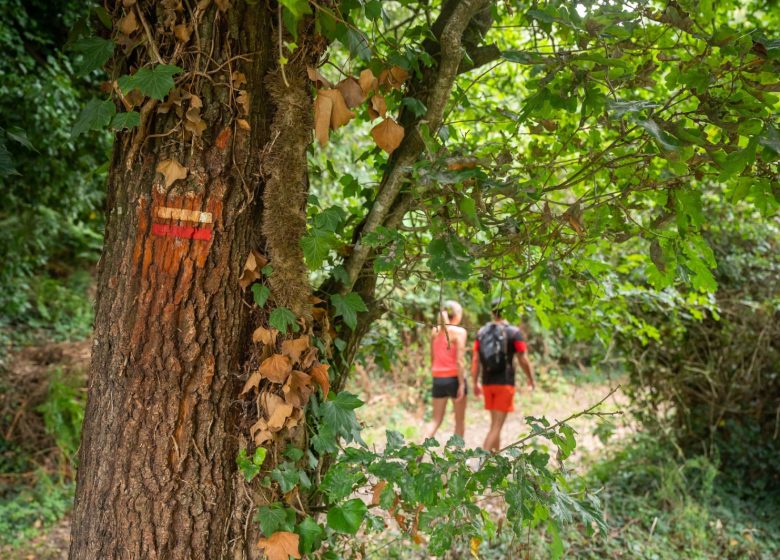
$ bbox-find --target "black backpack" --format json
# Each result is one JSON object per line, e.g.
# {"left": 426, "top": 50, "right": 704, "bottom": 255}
{"left": 478, "top": 323, "right": 509, "bottom": 379}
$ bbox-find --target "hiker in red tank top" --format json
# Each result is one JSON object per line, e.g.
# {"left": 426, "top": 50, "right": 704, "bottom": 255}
{"left": 425, "top": 300, "right": 468, "bottom": 440}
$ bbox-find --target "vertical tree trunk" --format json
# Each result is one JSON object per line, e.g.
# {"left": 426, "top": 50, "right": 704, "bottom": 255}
{"left": 69, "top": 3, "right": 284, "bottom": 558}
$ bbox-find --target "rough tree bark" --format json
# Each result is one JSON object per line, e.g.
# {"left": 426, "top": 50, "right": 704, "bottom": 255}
{"left": 69, "top": 2, "right": 313, "bottom": 559}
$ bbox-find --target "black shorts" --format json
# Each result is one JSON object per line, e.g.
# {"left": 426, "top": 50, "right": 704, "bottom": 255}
{"left": 431, "top": 377, "right": 467, "bottom": 399}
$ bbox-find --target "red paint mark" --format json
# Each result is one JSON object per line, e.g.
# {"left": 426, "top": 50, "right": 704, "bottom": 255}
{"left": 152, "top": 223, "right": 212, "bottom": 240}
{"left": 215, "top": 127, "right": 231, "bottom": 150}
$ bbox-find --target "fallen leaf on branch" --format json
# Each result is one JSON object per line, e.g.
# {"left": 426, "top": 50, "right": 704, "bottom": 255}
{"left": 117, "top": 11, "right": 139, "bottom": 35}
{"left": 267, "top": 401, "right": 294, "bottom": 432}
{"left": 281, "top": 336, "right": 310, "bottom": 364}
{"left": 299, "top": 346, "right": 318, "bottom": 370}
{"left": 173, "top": 24, "right": 192, "bottom": 43}
{"left": 241, "top": 370, "right": 262, "bottom": 395}
{"left": 257, "top": 531, "right": 300, "bottom": 560}
{"left": 367, "top": 95, "right": 387, "bottom": 120}
{"left": 239, "top": 250, "right": 268, "bottom": 289}
{"left": 314, "top": 94, "right": 333, "bottom": 147}
{"left": 231, "top": 71, "right": 247, "bottom": 89}
{"left": 336, "top": 77, "right": 365, "bottom": 108}
{"left": 371, "top": 481, "right": 387, "bottom": 505}
{"left": 237, "top": 118, "right": 251, "bottom": 130}
{"left": 379, "top": 66, "right": 409, "bottom": 89}
{"left": 309, "top": 363, "right": 330, "bottom": 398}
{"left": 359, "top": 68, "right": 378, "bottom": 95}
{"left": 156, "top": 159, "right": 187, "bottom": 187}
{"left": 259, "top": 354, "right": 292, "bottom": 384}
{"left": 253, "top": 326, "right": 278, "bottom": 346}
{"left": 236, "top": 90, "right": 250, "bottom": 115}
{"left": 283, "top": 370, "right": 313, "bottom": 408}
{"left": 371, "top": 118, "right": 404, "bottom": 153}
{"left": 306, "top": 66, "right": 332, "bottom": 89}
{"left": 318, "top": 89, "right": 354, "bottom": 129}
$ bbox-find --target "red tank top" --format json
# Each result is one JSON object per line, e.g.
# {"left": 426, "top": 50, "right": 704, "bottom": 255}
{"left": 431, "top": 330, "right": 459, "bottom": 378}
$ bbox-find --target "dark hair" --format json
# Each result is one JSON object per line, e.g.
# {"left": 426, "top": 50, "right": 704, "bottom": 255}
{"left": 490, "top": 297, "right": 504, "bottom": 317}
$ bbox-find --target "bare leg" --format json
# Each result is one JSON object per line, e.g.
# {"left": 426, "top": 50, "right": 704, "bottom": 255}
{"left": 483, "top": 410, "right": 508, "bottom": 451}
{"left": 453, "top": 395, "right": 467, "bottom": 438}
{"left": 425, "top": 398, "right": 448, "bottom": 439}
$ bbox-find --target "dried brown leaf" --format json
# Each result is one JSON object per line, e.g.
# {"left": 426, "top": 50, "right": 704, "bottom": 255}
{"left": 252, "top": 326, "right": 278, "bottom": 346}
{"left": 240, "top": 370, "right": 262, "bottom": 395}
{"left": 184, "top": 107, "right": 206, "bottom": 136}
{"left": 283, "top": 370, "right": 313, "bottom": 408}
{"left": 231, "top": 71, "right": 247, "bottom": 89}
{"left": 313, "top": 94, "right": 333, "bottom": 147}
{"left": 371, "top": 480, "right": 387, "bottom": 506}
{"left": 280, "top": 336, "right": 310, "bottom": 364}
{"left": 367, "top": 95, "right": 387, "bottom": 120}
{"left": 257, "top": 531, "right": 301, "bottom": 560}
{"left": 318, "top": 89, "right": 354, "bottom": 129}
{"left": 237, "top": 118, "right": 251, "bottom": 130}
{"left": 236, "top": 90, "right": 250, "bottom": 115}
{"left": 267, "top": 401, "right": 294, "bottom": 432}
{"left": 371, "top": 118, "right": 405, "bottom": 154}
{"left": 336, "top": 77, "right": 365, "bottom": 109}
{"left": 156, "top": 159, "right": 188, "bottom": 188}
{"left": 215, "top": 0, "right": 230, "bottom": 12}
{"left": 309, "top": 363, "right": 330, "bottom": 399}
{"left": 306, "top": 66, "right": 333, "bottom": 89}
{"left": 299, "top": 346, "right": 318, "bottom": 370}
{"left": 359, "top": 68, "right": 378, "bottom": 96}
{"left": 189, "top": 94, "right": 203, "bottom": 109}
{"left": 173, "top": 24, "right": 192, "bottom": 43}
{"left": 117, "top": 11, "right": 139, "bottom": 35}
{"left": 379, "top": 66, "right": 410, "bottom": 89}
{"left": 258, "top": 354, "right": 292, "bottom": 384}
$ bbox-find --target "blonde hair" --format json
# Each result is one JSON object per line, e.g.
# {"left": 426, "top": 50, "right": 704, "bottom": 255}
{"left": 438, "top": 300, "right": 463, "bottom": 325}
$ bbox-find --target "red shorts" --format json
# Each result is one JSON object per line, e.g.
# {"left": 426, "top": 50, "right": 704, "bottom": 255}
{"left": 483, "top": 384, "right": 515, "bottom": 412}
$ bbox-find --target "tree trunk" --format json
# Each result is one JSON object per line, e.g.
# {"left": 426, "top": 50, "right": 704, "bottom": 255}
{"left": 69, "top": 3, "right": 301, "bottom": 558}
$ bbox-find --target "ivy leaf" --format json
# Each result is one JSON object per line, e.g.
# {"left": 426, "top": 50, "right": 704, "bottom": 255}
{"left": 344, "top": 28, "right": 371, "bottom": 61}
{"left": 110, "top": 111, "right": 141, "bottom": 130}
{"left": 271, "top": 462, "right": 300, "bottom": 493}
{"left": 70, "top": 37, "right": 114, "bottom": 76}
{"left": 269, "top": 307, "right": 299, "bottom": 333}
{"left": 296, "top": 517, "right": 324, "bottom": 554}
{"left": 256, "top": 503, "right": 296, "bottom": 536}
{"left": 320, "top": 391, "right": 364, "bottom": 444}
{"left": 326, "top": 498, "right": 367, "bottom": 534}
{"left": 331, "top": 292, "right": 368, "bottom": 330}
{"left": 280, "top": 0, "right": 312, "bottom": 19}
{"left": 117, "top": 64, "right": 183, "bottom": 100}
{"left": 301, "top": 228, "right": 337, "bottom": 269}
{"left": 313, "top": 206, "right": 346, "bottom": 232}
{"left": 236, "top": 447, "right": 267, "bottom": 482}
{"left": 401, "top": 97, "right": 428, "bottom": 118}
{"left": 71, "top": 98, "right": 116, "bottom": 138}
{"left": 251, "top": 284, "right": 270, "bottom": 307}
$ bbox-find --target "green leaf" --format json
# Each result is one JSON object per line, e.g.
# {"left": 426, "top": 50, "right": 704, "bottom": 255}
{"left": 459, "top": 197, "right": 479, "bottom": 225}
{"left": 269, "top": 307, "right": 299, "bottom": 333}
{"left": 110, "top": 111, "right": 141, "bottom": 130}
{"left": 427, "top": 236, "right": 472, "bottom": 280}
{"left": 0, "top": 139, "right": 18, "bottom": 177}
{"left": 251, "top": 284, "right": 270, "bottom": 307}
{"left": 236, "top": 447, "right": 266, "bottom": 482}
{"left": 301, "top": 229, "right": 337, "bottom": 269}
{"left": 313, "top": 206, "right": 347, "bottom": 231}
{"left": 280, "top": 0, "right": 311, "bottom": 19}
{"left": 271, "top": 462, "right": 300, "bottom": 493}
{"left": 255, "top": 503, "right": 296, "bottom": 536}
{"left": 758, "top": 124, "right": 780, "bottom": 156}
{"left": 331, "top": 292, "right": 368, "bottom": 330}
{"left": 117, "top": 64, "right": 183, "bottom": 100}
{"left": 635, "top": 118, "right": 679, "bottom": 152}
{"left": 296, "top": 517, "right": 324, "bottom": 554}
{"left": 344, "top": 28, "right": 371, "bottom": 62}
{"left": 71, "top": 98, "right": 116, "bottom": 138}
{"left": 402, "top": 97, "right": 428, "bottom": 118}
{"left": 70, "top": 37, "right": 114, "bottom": 76}
{"left": 327, "top": 498, "right": 367, "bottom": 534}
{"left": 6, "top": 127, "right": 35, "bottom": 151}
{"left": 547, "top": 520, "right": 564, "bottom": 560}
{"left": 502, "top": 50, "right": 548, "bottom": 64}
{"left": 365, "top": 0, "right": 382, "bottom": 20}
{"left": 320, "top": 391, "right": 364, "bottom": 444}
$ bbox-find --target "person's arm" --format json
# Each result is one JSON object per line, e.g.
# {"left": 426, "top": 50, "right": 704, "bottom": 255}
{"left": 455, "top": 329, "right": 466, "bottom": 400}
{"left": 471, "top": 339, "right": 482, "bottom": 396}
{"left": 517, "top": 353, "right": 535, "bottom": 390}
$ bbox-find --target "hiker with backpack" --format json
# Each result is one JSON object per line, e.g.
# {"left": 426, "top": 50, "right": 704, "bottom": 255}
{"left": 471, "top": 299, "right": 536, "bottom": 451}
{"left": 425, "top": 300, "right": 468, "bottom": 440}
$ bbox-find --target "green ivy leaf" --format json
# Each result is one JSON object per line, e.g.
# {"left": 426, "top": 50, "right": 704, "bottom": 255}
{"left": 320, "top": 391, "right": 364, "bottom": 444}
{"left": 71, "top": 98, "right": 116, "bottom": 138}
{"left": 296, "top": 517, "right": 324, "bottom": 554}
{"left": 331, "top": 292, "right": 368, "bottom": 330}
{"left": 110, "top": 111, "right": 141, "bottom": 131}
{"left": 251, "top": 284, "right": 270, "bottom": 307}
{"left": 301, "top": 228, "right": 337, "bottom": 269}
{"left": 313, "top": 206, "right": 346, "bottom": 232}
{"left": 236, "top": 447, "right": 266, "bottom": 482}
{"left": 269, "top": 307, "right": 299, "bottom": 333}
{"left": 255, "top": 503, "right": 296, "bottom": 536}
{"left": 117, "top": 64, "right": 183, "bottom": 100}
{"left": 402, "top": 97, "right": 428, "bottom": 118}
{"left": 70, "top": 37, "right": 114, "bottom": 76}
{"left": 326, "top": 498, "right": 367, "bottom": 534}
{"left": 271, "top": 462, "right": 300, "bottom": 493}
{"left": 344, "top": 28, "right": 371, "bottom": 61}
